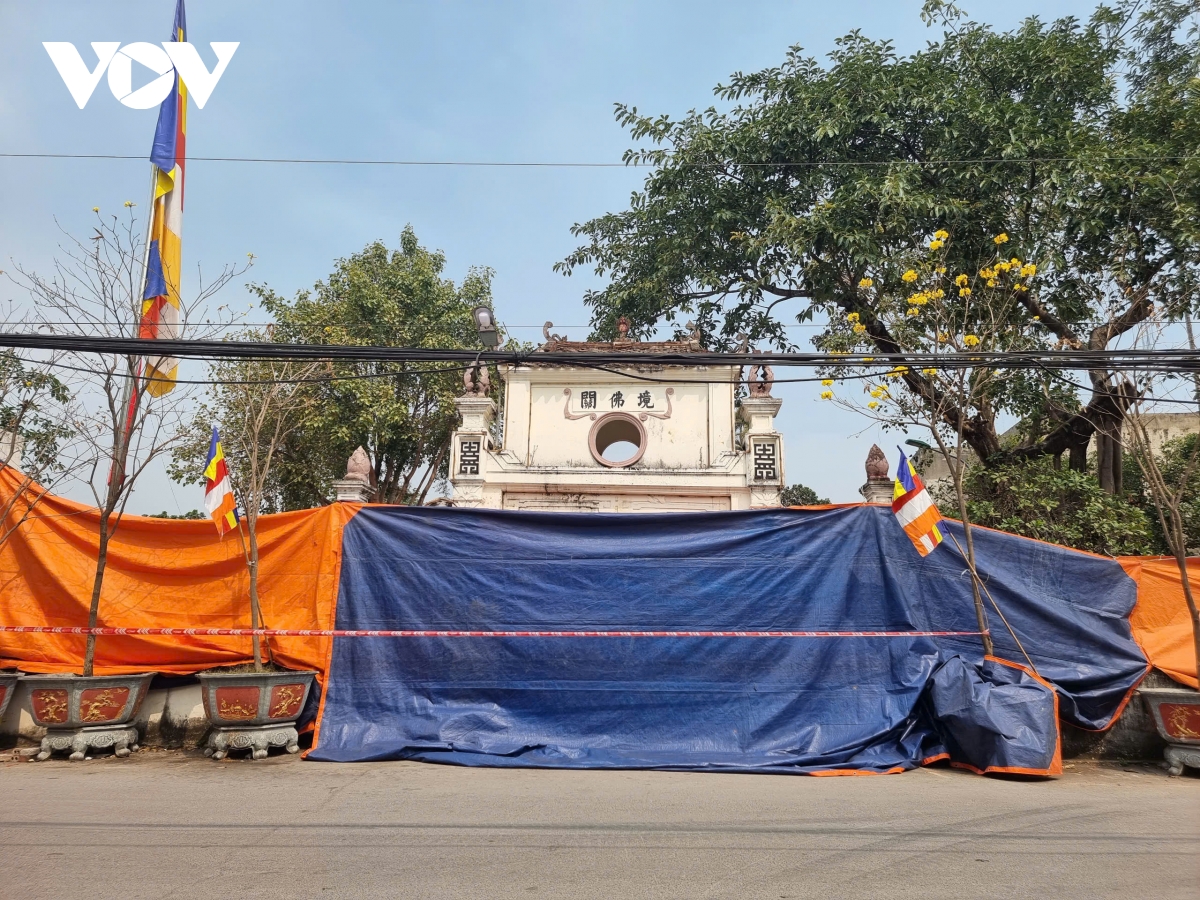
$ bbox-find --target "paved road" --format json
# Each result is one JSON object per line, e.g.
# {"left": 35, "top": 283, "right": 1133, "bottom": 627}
{"left": 0, "top": 753, "right": 1196, "bottom": 899}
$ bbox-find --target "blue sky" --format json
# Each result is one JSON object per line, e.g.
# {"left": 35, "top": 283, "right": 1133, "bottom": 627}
{"left": 0, "top": 0, "right": 1101, "bottom": 511}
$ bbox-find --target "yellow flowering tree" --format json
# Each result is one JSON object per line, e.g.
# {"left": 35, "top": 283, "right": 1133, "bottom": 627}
{"left": 818, "top": 230, "right": 1055, "bottom": 654}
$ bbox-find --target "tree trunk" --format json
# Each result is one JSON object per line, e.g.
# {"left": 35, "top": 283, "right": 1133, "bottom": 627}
{"left": 83, "top": 522, "right": 111, "bottom": 677}
{"left": 1068, "top": 439, "right": 1088, "bottom": 472}
{"left": 247, "top": 520, "right": 263, "bottom": 672}
{"left": 954, "top": 487, "right": 995, "bottom": 657}
{"left": 1172, "top": 549, "right": 1200, "bottom": 688}
{"left": 1097, "top": 429, "right": 1114, "bottom": 493}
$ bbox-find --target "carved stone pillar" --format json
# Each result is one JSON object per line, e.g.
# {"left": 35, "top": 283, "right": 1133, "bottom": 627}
{"left": 332, "top": 446, "right": 373, "bottom": 503}
{"left": 451, "top": 396, "right": 497, "bottom": 508}
{"left": 859, "top": 444, "right": 893, "bottom": 504}
{"left": 740, "top": 396, "right": 784, "bottom": 507}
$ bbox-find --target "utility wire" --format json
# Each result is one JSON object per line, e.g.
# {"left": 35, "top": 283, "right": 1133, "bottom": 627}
{"left": 5, "top": 332, "right": 1200, "bottom": 373}
{"left": 1, "top": 152, "right": 1197, "bottom": 168}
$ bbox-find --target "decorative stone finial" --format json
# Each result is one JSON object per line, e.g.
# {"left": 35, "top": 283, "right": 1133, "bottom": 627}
{"left": 463, "top": 363, "right": 491, "bottom": 397}
{"left": 859, "top": 444, "right": 893, "bottom": 503}
{"left": 542, "top": 321, "right": 567, "bottom": 343}
{"left": 747, "top": 350, "right": 774, "bottom": 398}
{"left": 616, "top": 316, "right": 631, "bottom": 341}
{"left": 865, "top": 444, "right": 889, "bottom": 481}
{"left": 333, "top": 446, "right": 374, "bottom": 503}
{"left": 345, "top": 446, "right": 371, "bottom": 484}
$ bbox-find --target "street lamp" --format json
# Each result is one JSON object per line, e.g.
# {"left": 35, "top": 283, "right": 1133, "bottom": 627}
{"left": 472, "top": 306, "right": 499, "bottom": 348}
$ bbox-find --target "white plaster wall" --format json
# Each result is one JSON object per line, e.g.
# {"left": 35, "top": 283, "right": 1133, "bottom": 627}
{"left": 525, "top": 380, "right": 716, "bottom": 469}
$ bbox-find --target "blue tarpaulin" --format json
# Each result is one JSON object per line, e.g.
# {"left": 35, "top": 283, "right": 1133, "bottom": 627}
{"left": 308, "top": 506, "right": 1148, "bottom": 773}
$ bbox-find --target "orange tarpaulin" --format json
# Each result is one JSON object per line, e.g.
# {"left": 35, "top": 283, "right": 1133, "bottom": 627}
{"left": 0, "top": 466, "right": 356, "bottom": 676}
{"left": 1120, "top": 556, "right": 1199, "bottom": 689}
{"left": 0, "top": 467, "right": 1195, "bottom": 692}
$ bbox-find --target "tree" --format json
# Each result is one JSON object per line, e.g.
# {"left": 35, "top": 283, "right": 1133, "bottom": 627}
{"left": 251, "top": 227, "right": 494, "bottom": 508}
{"left": 169, "top": 345, "right": 324, "bottom": 669}
{"left": 12, "top": 208, "right": 247, "bottom": 676}
{"left": 945, "top": 458, "right": 1154, "bottom": 556}
{"left": 820, "top": 228, "right": 1064, "bottom": 654}
{"left": 0, "top": 344, "right": 78, "bottom": 548}
{"left": 1122, "top": 319, "right": 1200, "bottom": 682}
{"left": 780, "top": 483, "right": 829, "bottom": 506}
{"left": 558, "top": 1, "right": 1200, "bottom": 492}
{"left": 1124, "top": 433, "right": 1200, "bottom": 553}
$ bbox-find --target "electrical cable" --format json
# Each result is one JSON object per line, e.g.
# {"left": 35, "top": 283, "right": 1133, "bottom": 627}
{"left": 1, "top": 152, "right": 1196, "bottom": 168}
{"left": 5, "top": 331, "right": 1200, "bottom": 373}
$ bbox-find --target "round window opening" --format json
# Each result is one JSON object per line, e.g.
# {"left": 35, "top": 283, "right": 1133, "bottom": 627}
{"left": 589, "top": 413, "right": 647, "bottom": 468}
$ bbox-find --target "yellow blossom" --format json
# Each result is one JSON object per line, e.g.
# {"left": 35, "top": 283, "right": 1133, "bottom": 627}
{"left": 922, "top": 368, "right": 937, "bottom": 376}
{"left": 820, "top": 391, "right": 834, "bottom": 400}
{"left": 955, "top": 274, "right": 968, "bottom": 287}
{"left": 963, "top": 334, "right": 980, "bottom": 347}
{"left": 986, "top": 279, "right": 997, "bottom": 288}
{"left": 993, "top": 233, "right": 1009, "bottom": 245}
{"left": 853, "top": 323, "right": 867, "bottom": 334}
{"left": 934, "top": 229, "right": 949, "bottom": 241}
{"left": 979, "top": 267, "right": 995, "bottom": 279}
{"left": 1014, "top": 283, "right": 1029, "bottom": 292}
{"left": 91, "top": 206, "right": 99, "bottom": 212}
{"left": 868, "top": 401, "right": 879, "bottom": 410}
{"left": 995, "top": 261, "right": 1011, "bottom": 273}
{"left": 123, "top": 200, "right": 135, "bottom": 207}
{"left": 935, "top": 266, "right": 946, "bottom": 275}
{"left": 1010, "top": 257, "right": 1020, "bottom": 267}
{"left": 1032, "top": 315, "right": 1041, "bottom": 321}
{"left": 1021, "top": 263, "right": 1037, "bottom": 277}
{"left": 932, "top": 288, "right": 945, "bottom": 299}
{"left": 902, "top": 269, "right": 918, "bottom": 283}
{"left": 846, "top": 312, "right": 860, "bottom": 323}
{"left": 959, "top": 287, "right": 972, "bottom": 297}
{"left": 907, "top": 307, "right": 919, "bottom": 316}
{"left": 858, "top": 278, "right": 874, "bottom": 289}
{"left": 936, "top": 332, "right": 949, "bottom": 342}
{"left": 870, "top": 387, "right": 886, "bottom": 398}
{"left": 929, "top": 239, "right": 944, "bottom": 250}
{"left": 821, "top": 379, "right": 834, "bottom": 386}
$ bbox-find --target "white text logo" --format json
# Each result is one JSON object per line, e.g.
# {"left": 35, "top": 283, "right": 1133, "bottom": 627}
{"left": 43, "top": 41, "right": 239, "bottom": 110}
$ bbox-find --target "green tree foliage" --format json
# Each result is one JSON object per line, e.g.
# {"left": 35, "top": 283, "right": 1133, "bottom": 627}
{"left": 944, "top": 457, "right": 1155, "bottom": 556}
{"left": 1124, "top": 433, "right": 1200, "bottom": 553}
{"left": 780, "top": 483, "right": 830, "bottom": 506}
{"left": 0, "top": 350, "right": 72, "bottom": 481}
{"left": 558, "top": 1, "right": 1200, "bottom": 488}
{"left": 248, "top": 227, "right": 494, "bottom": 508}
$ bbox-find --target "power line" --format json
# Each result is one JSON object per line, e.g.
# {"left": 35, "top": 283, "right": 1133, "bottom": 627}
{"left": 4, "top": 331, "right": 1200, "bottom": 374}
{"left": 0, "top": 152, "right": 1196, "bottom": 169}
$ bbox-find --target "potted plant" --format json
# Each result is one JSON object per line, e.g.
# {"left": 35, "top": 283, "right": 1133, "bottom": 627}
{"left": 14, "top": 204, "right": 247, "bottom": 759}
{"left": 174, "top": 344, "right": 322, "bottom": 759}
{"left": 1124, "top": 322, "right": 1200, "bottom": 776}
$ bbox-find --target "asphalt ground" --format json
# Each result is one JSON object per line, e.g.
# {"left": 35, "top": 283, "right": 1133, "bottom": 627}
{"left": 0, "top": 752, "right": 1196, "bottom": 900}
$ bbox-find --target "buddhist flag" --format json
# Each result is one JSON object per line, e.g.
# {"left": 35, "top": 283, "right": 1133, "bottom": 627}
{"left": 203, "top": 428, "right": 238, "bottom": 537}
{"left": 140, "top": 0, "right": 187, "bottom": 397}
{"left": 892, "top": 448, "right": 944, "bottom": 557}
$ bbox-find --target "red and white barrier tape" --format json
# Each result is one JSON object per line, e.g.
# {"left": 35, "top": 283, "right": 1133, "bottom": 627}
{"left": 0, "top": 625, "right": 983, "bottom": 638}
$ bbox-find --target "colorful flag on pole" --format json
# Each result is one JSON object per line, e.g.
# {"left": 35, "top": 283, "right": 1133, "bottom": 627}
{"left": 892, "top": 448, "right": 945, "bottom": 557}
{"left": 203, "top": 428, "right": 238, "bottom": 537}
{"left": 140, "top": 0, "right": 187, "bottom": 397}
